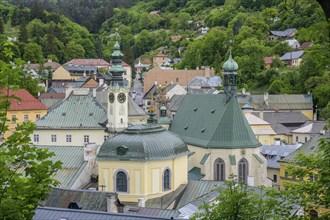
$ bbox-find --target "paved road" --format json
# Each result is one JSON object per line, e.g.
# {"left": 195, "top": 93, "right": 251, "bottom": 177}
{"left": 131, "top": 73, "right": 143, "bottom": 106}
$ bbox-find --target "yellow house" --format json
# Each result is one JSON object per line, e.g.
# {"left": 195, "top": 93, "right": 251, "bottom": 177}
{"left": 1, "top": 88, "right": 47, "bottom": 139}
{"left": 97, "top": 114, "right": 190, "bottom": 203}
{"left": 279, "top": 135, "right": 321, "bottom": 190}
{"left": 52, "top": 66, "right": 72, "bottom": 80}
{"left": 244, "top": 113, "right": 277, "bottom": 145}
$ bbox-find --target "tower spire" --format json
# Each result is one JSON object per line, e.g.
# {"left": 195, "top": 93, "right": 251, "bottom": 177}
{"left": 109, "top": 36, "right": 126, "bottom": 86}
{"left": 222, "top": 42, "right": 238, "bottom": 103}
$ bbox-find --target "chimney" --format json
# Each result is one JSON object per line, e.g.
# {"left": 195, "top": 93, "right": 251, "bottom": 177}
{"left": 93, "top": 88, "right": 97, "bottom": 98}
{"left": 99, "top": 78, "right": 104, "bottom": 87}
{"left": 106, "top": 193, "right": 118, "bottom": 213}
{"left": 138, "top": 198, "right": 145, "bottom": 207}
{"left": 264, "top": 92, "right": 269, "bottom": 105}
{"left": 204, "top": 66, "right": 210, "bottom": 78}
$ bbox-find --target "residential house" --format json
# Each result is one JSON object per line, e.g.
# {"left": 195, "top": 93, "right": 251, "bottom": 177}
{"left": 291, "top": 120, "right": 327, "bottom": 144}
{"left": 267, "top": 28, "right": 297, "bottom": 41}
{"left": 299, "top": 42, "right": 314, "bottom": 50}
{"left": 170, "top": 52, "right": 270, "bottom": 187}
{"left": 52, "top": 66, "right": 72, "bottom": 80}
{"left": 252, "top": 112, "right": 310, "bottom": 144}
{"left": 28, "top": 59, "right": 61, "bottom": 72}
{"left": 38, "top": 93, "right": 65, "bottom": 110}
{"left": 171, "top": 35, "right": 182, "bottom": 42}
{"left": 284, "top": 39, "right": 300, "bottom": 49}
{"left": 149, "top": 10, "right": 160, "bottom": 15}
{"left": 280, "top": 50, "right": 304, "bottom": 67}
{"left": 64, "top": 58, "right": 111, "bottom": 69}
{"left": 33, "top": 89, "right": 108, "bottom": 146}
{"left": 244, "top": 113, "right": 277, "bottom": 145}
{"left": 152, "top": 52, "right": 170, "bottom": 67}
{"left": 1, "top": 88, "right": 47, "bottom": 139}
{"left": 200, "top": 26, "right": 209, "bottom": 35}
{"left": 143, "top": 66, "right": 215, "bottom": 94}
{"left": 238, "top": 93, "right": 314, "bottom": 120}
{"left": 260, "top": 144, "right": 300, "bottom": 190}
{"left": 135, "top": 60, "right": 151, "bottom": 74}
{"left": 143, "top": 84, "right": 187, "bottom": 112}
{"left": 264, "top": 57, "right": 273, "bottom": 69}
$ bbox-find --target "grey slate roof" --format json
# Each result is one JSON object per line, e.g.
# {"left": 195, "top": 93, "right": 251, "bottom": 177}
{"left": 238, "top": 94, "right": 313, "bottom": 110}
{"left": 174, "top": 180, "right": 225, "bottom": 209}
{"left": 128, "top": 95, "right": 148, "bottom": 116}
{"left": 36, "top": 92, "right": 106, "bottom": 130}
{"left": 146, "top": 184, "right": 187, "bottom": 209}
{"left": 36, "top": 146, "right": 87, "bottom": 188}
{"left": 168, "top": 94, "right": 185, "bottom": 112}
{"left": 40, "top": 187, "right": 116, "bottom": 212}
{"left": 253, "top": 112, "right": 309, "bottom": 135}
{"left": 97, "top": 123, "right": 189, "bottom": 161}
{"left": 280, "top": 50, "right": 304, "bottom": 60}
{"left": 260, "top": 145, "right": 300, "bottom": 169}
{"left": 291, "top": 120, "right": 327, "bottom": 134}
{"left": 123, "top": 206, "right": 180, "bottom": 219}
{"left": 170, "top": 94, "right": 260, "bottom": 149}
{"left": 34, "top": 207, "right": 170, "bottom": 220}
{"left": 270, "top": 28, "right": 296, "bottom": 37}
{"left": 187, "top": 76, "right": 222, "bottom": 88}
{"left": 280, "top": 135, "right": 326, "bottom": 163}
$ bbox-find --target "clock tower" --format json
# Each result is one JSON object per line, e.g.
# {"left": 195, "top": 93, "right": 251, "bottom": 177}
{"left": 107, "top": 41, "right": 129, "bottom": 132}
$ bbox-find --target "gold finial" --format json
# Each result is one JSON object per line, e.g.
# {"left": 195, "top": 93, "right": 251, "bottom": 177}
{"left": 149, "top": 94, "right": 155, "bottom": 113}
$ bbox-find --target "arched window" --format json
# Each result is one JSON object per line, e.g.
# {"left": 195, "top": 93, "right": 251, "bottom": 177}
{"left": 163, "top": 168, "right": 171, "bottom": 191}
{"left": 238, "top": 158, "right": 249, "bottom": 184}
{"left": 115, "top": 170, "right": 128, "bottom": 192}
{"left": 214, "top": 158, "right": 226, "bottom": 181}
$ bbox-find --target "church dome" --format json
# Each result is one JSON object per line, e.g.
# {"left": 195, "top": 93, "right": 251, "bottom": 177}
{"left": 97, "top": 123, "right": 189, "bottom": 161}
{"left": 222, "top": 52, "right": 238, "bottom": 72}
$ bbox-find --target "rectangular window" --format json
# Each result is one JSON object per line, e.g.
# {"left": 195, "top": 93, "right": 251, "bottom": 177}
{"left": 11, "top": 115, "right": 16, "bottom": 123}
{"left": 66, "top": 135, "right": 72, "bottom": 143}
{"left": 176, "top": 78, "right": 179, "bottom": 82}
{"left": 51, "top": 134, "right": 57, "bottom": 142}
{"left": 104, "top": 135, "right": 108, "bottom": 141}
{"left": 36, "top": 114, "right": 40, "bottom": 120}
{"left": 273, "top": 175, "right": 277, "bottom": 182}
{"left": 84, "top": 135, "right": 89, "bottom": 143}
{"left": 296, "top": 136, "right": 298, "bottom": 142}
{"left": 34, "top": 134, "right": 39, "bottom": 142}
{"left": 305, "top": 137, "right": 308, "bottom": 142}
{"left": 24, "top": 115, "right": 29, "bottom": 122}
{"left": 285, "top": 171, "right": 288, "bottom": 178}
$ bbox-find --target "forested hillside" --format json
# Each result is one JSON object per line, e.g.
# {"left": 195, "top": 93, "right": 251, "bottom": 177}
{"left": 1, "top": 0, "right": 329, "bottom": 118}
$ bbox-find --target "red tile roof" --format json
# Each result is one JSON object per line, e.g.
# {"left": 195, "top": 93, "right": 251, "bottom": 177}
{"left": 264, "top": 57, "right": 273, "bottom": 64}
{"left": 1, "top": 88, "right": 48, "bottom": 111}
{"left": 64, "top": 59, "right": 111, "bottom": 67}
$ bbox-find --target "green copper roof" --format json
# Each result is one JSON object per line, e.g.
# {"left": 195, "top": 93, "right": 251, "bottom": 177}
{"left": 223, "top": 50, "right": 238, "bottom": 72}
{"left": 36, "top": 92, "right": 106, "bottom": 130}
{"left": 188, "top": 167, "right": 205, "bottom": 181}
{"left": 169, "top": 94, "right": 260, "bottom": 149}
{"left": 97, "top": 123, "right": 189, "bottom": 161}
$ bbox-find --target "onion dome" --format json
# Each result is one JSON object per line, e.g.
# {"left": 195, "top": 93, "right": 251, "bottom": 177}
{"left": 109, "top": 41, "right": 126, "bottom": 80}
{"left": 97, "top": 122, "right": 189, "bottom": 161}
{"left": 222, "top": 50, "right": 238, "bottom": 73}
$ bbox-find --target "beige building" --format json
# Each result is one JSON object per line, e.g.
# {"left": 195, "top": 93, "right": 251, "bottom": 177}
{"left": 97, "top": 116, "right": 189, "bottom": 202}
{"left": 143, "top": 66, "right": 215, "bottom": 94}
{"left": 291, "top": 121, "right": 327, "bottom": 144}
{"left": 152, "top": 51, "right": 170, "bottom": 67}
{"left": 52, "top": 66, "right": 72, "bottom": 80}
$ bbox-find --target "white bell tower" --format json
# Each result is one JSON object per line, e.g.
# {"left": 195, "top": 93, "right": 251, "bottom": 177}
{"left": 107, "top": 41, "right": 129, "bottom": 132}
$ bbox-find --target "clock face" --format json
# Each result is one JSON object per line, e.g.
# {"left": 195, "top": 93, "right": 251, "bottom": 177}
{"left": 117, "top": 93, "right": 126, "bottom": 103}
{"left": 109, "top": 93, "right": 115, "bottom": 103}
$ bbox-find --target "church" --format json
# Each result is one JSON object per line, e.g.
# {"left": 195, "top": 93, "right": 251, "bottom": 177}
{"left": 96, "top": 47, "right": 270, "bottom": 204}
{"left": 169, "top": 51, "right": 270, "bottom": 187}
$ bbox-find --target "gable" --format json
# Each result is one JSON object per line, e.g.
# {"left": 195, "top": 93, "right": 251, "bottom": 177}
{"left": 170, "top": 94, "right": 260, "bottom": 149}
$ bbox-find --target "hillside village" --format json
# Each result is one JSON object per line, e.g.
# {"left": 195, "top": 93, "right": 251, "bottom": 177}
{"left": 0, "top": 0, "right": 330, "bottom": 219}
